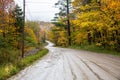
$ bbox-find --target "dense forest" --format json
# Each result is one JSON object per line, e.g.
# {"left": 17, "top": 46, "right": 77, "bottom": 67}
{"left": 0, "top": 0, "right": 44, "bottom": 63}
{"left": 0, "top": 0, "right": 47, "bottom": 79}
{"left": 49, "top": 0, "right": 120, "bottom": 52}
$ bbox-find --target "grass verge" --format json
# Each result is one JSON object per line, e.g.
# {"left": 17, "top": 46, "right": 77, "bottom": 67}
{"left": 0, "top": 48, "right": 48, "bottom": 80}
{"left": 69, "top": 44, "right": 120, "bottom": 56}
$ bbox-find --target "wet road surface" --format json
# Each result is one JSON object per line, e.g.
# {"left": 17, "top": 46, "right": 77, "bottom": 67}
{"left": 9, "top": 41, "right": 120, "bottom": 80}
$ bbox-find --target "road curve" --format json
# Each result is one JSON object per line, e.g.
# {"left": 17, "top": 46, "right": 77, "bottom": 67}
{"left": 8, "top": 41, "right": 120, "bottom": 80}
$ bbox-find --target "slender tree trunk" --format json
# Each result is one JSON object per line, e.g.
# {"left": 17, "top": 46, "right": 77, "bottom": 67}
{"left": 67, "top": 0, "right": 71, "bottom": 46}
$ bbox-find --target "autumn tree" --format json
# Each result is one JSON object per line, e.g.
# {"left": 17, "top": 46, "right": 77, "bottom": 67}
{"left": 51, "top": 0, "right": 72, "bottom": 46}
{"left": 0, "top": 0, "right": 16, "bottom": 47}
{"left": 72, "top": 0, "right": 120, "bottom": 50}
{"left": 0, "top": 0, "right": 22, "bottom": 64}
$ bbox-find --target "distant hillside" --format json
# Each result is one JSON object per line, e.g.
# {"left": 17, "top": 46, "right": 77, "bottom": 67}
{"left": 38, "top": 21, "right": 54, "bottom": 31}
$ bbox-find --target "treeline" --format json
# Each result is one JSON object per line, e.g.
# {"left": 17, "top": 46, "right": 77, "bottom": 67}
{"left": 49, "top": 0, "right": 120, "bottom": 51}
{"left": 0, "top": 1, "right": 44, "bottom": 64}
{"left": 0, "top": 0, "right": 22, "bottom": 64}
{"left": 0, "top": 1, "right": 46, "bottom": 79}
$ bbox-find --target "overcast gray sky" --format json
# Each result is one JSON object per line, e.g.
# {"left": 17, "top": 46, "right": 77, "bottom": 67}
{"left": 14, "top": 0, "right": 59, "bottom": 22}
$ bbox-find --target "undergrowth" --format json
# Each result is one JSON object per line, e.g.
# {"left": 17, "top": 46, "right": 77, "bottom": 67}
{"left": 0, "top": 49, "right": 48, "bottom": 80}
{"left": 69, "top": 44, "right": 120, "bottom": 56}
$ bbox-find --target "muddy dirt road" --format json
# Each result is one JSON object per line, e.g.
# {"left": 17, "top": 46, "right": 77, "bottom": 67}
{"left": 9, "top": 41, "right": 120, "bottom": 80}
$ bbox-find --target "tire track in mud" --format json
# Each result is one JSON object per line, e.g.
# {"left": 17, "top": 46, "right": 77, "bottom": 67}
{"left": 95, "top": 56, "right": 120, "bottom": 69}
{"left": 76, "top": 54, "right": 119, "bottom": 80}
{"left": 102, "top": 57, "right": 120, "bottom": 68}
{"left": 61, "top": 54, "right": 66, "bottom": 80}
{"left": 74, "top": 49, "right": 120, "bottom": 67}
{"left": 80, "top": 52, "right": 120, "bottom": 79}
{"left": 90, "top": 61, "right": 120, "bottom": 80}
{"left": 79, "top": 58, "right": 104, "bottom": 80}
{"left": 48, "top": 49, "right": 65, "bottom": 80}
{"left": 68, "top": 53, "right": 89, "bottom": 80}
{"left": 64, "top": 53, "right": 77, "bottom": 80}
{"left": 73, "top": 54, "right": 104, "bottom": 80}
{"left": 53, "top": 51, "right": 66, "bottom": 80}
{"left": 99, "top": 55, "right": 120, "bottom": 66}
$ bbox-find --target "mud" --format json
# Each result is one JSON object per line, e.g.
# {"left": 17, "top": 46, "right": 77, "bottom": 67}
{"left": 8, "top": 41, "right": 120, "bottom": 80}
